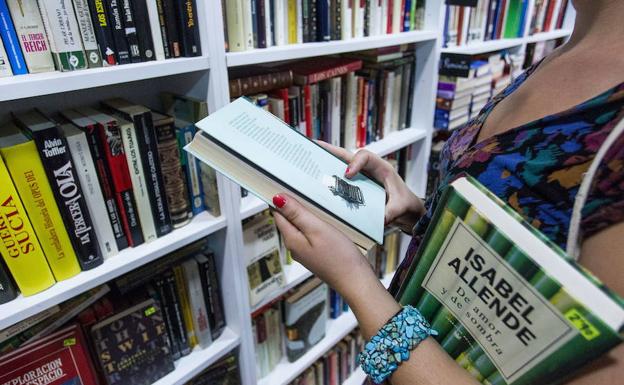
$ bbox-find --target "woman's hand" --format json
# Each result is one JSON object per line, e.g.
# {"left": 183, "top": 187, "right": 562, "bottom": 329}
{"left": 317, "top": 141, "right": 425, "bottom": 233}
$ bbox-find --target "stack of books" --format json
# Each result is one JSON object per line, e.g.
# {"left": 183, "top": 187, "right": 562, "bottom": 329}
{"left": 0, "top": 0, "right": 202, "bottom": 77}
{"left": 289, "top": 329, "right": 364, "bottom": 385}
{"left": 0, "top": 238, "right": 228, "bottom": 385}
{"left": 230, "top": 51, "right": 417, "bottom": 151}
{"left": 0, "top": 94, "right": 219, "bottom": 302}
{"left": 223, "top": 0, "right": 426, "bottom": 52}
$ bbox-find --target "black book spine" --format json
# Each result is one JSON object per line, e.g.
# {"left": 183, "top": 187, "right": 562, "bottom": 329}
{"left": 155, "top": 0, "right": 171, "bottom": 58}
{"left": 268, "top": 0, "right": 275, "bottom": 46}
{"left": 309, "top": 0, "right": 317, "bottom": 42}
{"left": 301, "top": 0, "right": 309, "bottom": 42}
{"left": 188, "top": 0, "right": 201, "bottom": 56}
{"left": 0, "top": 258, "right": 18, "bottom": 304}
{"left": 405, "top": 61, "right": 416, "bottom": 128}
{"left": 153, "top": 278, "right": 181, "bottom": 360}
{"left": 27, "top": 125, "right": 103, "bottom": 270}
{"left": 104, "top": 0, "right": 131, "bottom": 63}
{"left": 364, "top": 0, "right": 370, "bottom": 37}
{"left": 334, "top": 0, "right": 341, "bottom": 40}
{"left": 164, "top": 270, "right": 191, "bottom": 356}
{"left": 119, "top": 0, "right": 142, "bottom": 62}
{"left": 131, "top": 0, "right": 155, "bottom": 61}
{"left": 162, "top": 0, "right": 181, "bottom": 57}
{"left": 197, "top": 253, "right": 226, "bottom": 340}
{"left": 256, "top": 0, "right": 266, "bottom": 48}
{"left": 134, "top": 112, "right": 173, "bottom": 236}
{"left": 87, "top": 0, "right": 118, "bottom": 65}
{"left": 174, "top": 0, "right": 201, "bottom": 57}
{"left": 317, "top": 0, "right": 329, "bottom": 41}
{"left": 250, "top": 0, "right": 258, "bottom": 48}
{"left": 82, "top": 125, "right": 129, "bottom": 250}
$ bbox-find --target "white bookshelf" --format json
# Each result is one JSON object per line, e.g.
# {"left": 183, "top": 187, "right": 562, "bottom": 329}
{"left": 441, "top": 29, "right": 571, "bottom": 55}
{"left": 343, "top": 368, "right": 367, "bottom": 385}
{"left": 0, "top": 0, "right": 576, "bottom": 384}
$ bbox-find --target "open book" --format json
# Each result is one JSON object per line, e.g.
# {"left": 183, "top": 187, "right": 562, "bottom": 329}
{"left": 397, "top": 176, "right": 624, "bottom": 385}
{"left": 184, "top": 97, "right": 385, "bottom": 250}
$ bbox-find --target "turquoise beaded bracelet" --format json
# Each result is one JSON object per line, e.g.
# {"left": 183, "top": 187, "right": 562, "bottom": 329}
{"left": 358, "top": 305, "right": 437, "bottom": 384}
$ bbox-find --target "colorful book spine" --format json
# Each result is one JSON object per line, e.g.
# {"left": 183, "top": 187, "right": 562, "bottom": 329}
{"left": 0, "top": 156, "right": 55, "bottom": 296}
{"left": 87, "top": 0, "right": 117, "bottom": 65}
{"left": 37, "top": 0, "right": 88, "bottom": 71}
{"left": 72, "top": 0, "right": 103, "bottom": 67}
{"left": 1, "top": 137, "right": 82, "bottom": 281}
{"left": 286, "top": 0, "right": 296, "bottom": 43}
{"left": 177, "top": 125, "right": 205, "bottom": 216}
{"left": 173, "top": 265, "right": 198, "bottom": 348}
{"left": 104, "top": 0, "right": 131, "bottom": 63}
{"left": 182, "top": 259, "right": 213, "bottom": 348}
{"left": 6, "top": 0, "right": 55, "bottom": 73}
{"left": 0, "top": 0, "right": 26, "bottom": 74}
{"left": 317, "top": 0, "right": 330, "bottom": 41}
{"left": 118, "top": 0, "right": 141, "bottom": 62}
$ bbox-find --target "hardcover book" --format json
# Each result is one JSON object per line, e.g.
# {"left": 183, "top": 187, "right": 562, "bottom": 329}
{"left": 0, "top": 0, "right": 26, "bottom": 75}
{"left": 14, "top": 110, "right": 103, "bottom": 271}
{"left": 396, "top": 176, "right": 624, "bottom": 385}
{"left": 6, "top": 0, "right": 55, "bottom": 73}
{"left": 0, "top": 123, "right": 82, "bottom": 281}
{"left": 91, "top": 299, "right": 175, "bottom": 385}
{"left": 0, "top": 324, "right": 99, "bottom": 385}
{"left": 185, "top": 97, "right": 386, "bottom": 250}
{"left": 71, "top": 0, "right": 103, "bottom": 67}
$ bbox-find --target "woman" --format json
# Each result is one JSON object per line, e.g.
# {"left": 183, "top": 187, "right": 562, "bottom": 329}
{"left": 272, "top": 0, "right": 624, "bottom": 384}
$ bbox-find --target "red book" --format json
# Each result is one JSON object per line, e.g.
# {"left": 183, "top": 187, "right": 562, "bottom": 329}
{"left": 355, "top": 77, "right": 365, "bottom": 148}
{"left": 457, "top": 7, "right": 465, "bottom": 45}
{"left": 556, "top": 0, "right": 569, "bottom": 29}
{"left": 387, "top": 0, "right": 394, "bottom": 34}
{"left": 268, "top": 88, "right": 290, "bottom": 125}
{"left": 543, "top": 0, "right": 558, "bottom": 31}
{"left": 0, "top": 325, "right": 99, "bottom": 385}
{"left": 289, "top": 58, "right": 363, "bottom": 85}
{"left": 303, "top": 85, "right": 313, "bottom": 137}
{"left": 495, "top": 0, "right": 507, "bottom": 39}
{"left": 400, "top": 0, "right": 406, "bottom": 32}
{"left": 360, "top": 80, "right": 370, "bottom": 148}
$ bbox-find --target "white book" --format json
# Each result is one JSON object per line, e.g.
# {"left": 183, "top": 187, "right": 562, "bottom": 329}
{"left": 340, "top": 0, "right": 352, "bottom": 40}
{"left": 380, "top": 0, "right": 388, "bottom": 34}
{"left": 268, "top": 97, "right": 285, "bottom": 121}
{"left": 145, "top": 0, "right": 165, "bottom": 59}
{"left": 273, "top": 0, "right": 286, "bottom": 45}
{"left": 0, "top": 38, "right": 12, "bottom": 77}
{"left": 115, "top": 115, "right": 158, "bottom": 243}
{"left": 372, "top": 0, "right": 382, "bottom": 36}
{"left": 391, "top": 0, "right": 402, "bottom": 33}
{"left": 352, "top": 0, "right": 364, "bottom": 38}
{"left": 37, "top": 0, "right": 87, "bottom": 71}
{"left": 71, "top": 0, "right": 102, "bottom": 67}
{"left": 459, "top": 6, "right": 470, "bottom": 46}
{"left": 241, "top": 0, "right": 254, "bottom": 49}
{"left": 330, "top": 77, "right": 342, "bottom": 147}
{"left": 60, "top": 116, "right": 119, "bottom": 259}
{"left": 343, "top": 72, "right": 358, "bottom": 150}
{"left": 264, "top": 0, "right": 273, "bottom": 47}
{"left": 6, "top": 0, "right": 55, "bottom": 73}
{"left": 182, "top": 259, "right": 213, "bottom": 348}
{"left": 383, "top": 71, "right": 395, "bottom": 136}
{"left": 296, "top": 0, "right": 303, "bottom": 43}
{"left": 549, "top": 0, "right": 563, "bottom": 31}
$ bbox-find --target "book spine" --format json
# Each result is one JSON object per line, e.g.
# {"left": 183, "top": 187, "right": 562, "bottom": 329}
{"left": 301, "top": 0, "right": 309, "bottom": 42}
{"left": 153, "top": 277, "right": 181, "bottom": 359}
{"left": 118, "top": 0, "right": 141, "bottom": 62}
{"left": 173, "top": 265, "right": 198, "bottom": 348}
{"left": 264, "top": 0, "right": 273, "bottom": 47}
{"left": 0, "top": 258, "right": 18, "bottom": 304}
{"left": 86, "top": 0, "right": 117, "bottom": 65}
{"left": 6, "top": 0, "right": 55, "bottom": 73}
{"left": 155, "top": 0, "right": 171, "bottom": 58}
{"left": 173, "top": 0, "right": 195, "bottom": 56}
{"left": 250, "top": 0, "right": 258, "bottom": 47}
{"left": 79, "top": 122, "right": 128, "bottom": 250}
{"left": 28, "top": 125, "right": 103, "bottom": 270}
{"left": 339, "top": 0, "right": 351, "bottom": 39}
{"left": 309, "top": 0, "right": 317, "bottom": 40}
{"left": 197, "top": 253, "right": 226, "bottom": 340}
{"left": 182, "top": 0, "right": 200, "bottom": 56}
{"left": 65, "top": 130, "right": 118, "bottom": 258}
{"left": 143, "top": 0, "right": 164, "bottom": 60}
{"left": 165, "top": 270, "right": 191, "bottom": 356}
{"left": 162, "top": 0, "right": 180, "bottom": 56}
{"left": 317, "top": 0, "right": 329, "bottom": 41}
{"left": 119, "top": 120, "right": 157, "bottom": 242}
{"left": 225, "top": 0, "right": 246, "bottom": 51}
{"left": 286, "top": 0, "right": 295, "bottom": 43}
{"left": 103, "top": 0, "right": 131, "bottom": 63}
{"left": 130, "top": 0, "right": 155, "bottom": 61}
{"left": 1, "top": 140, "right": 82, "bottom": 280}
{"left": 176, "top": 125, "right": 205, "bottom": 216}
{"left": 37, "top": 0, "right": 88, "bottom": 71}
{"left": 256, "top": 0, "right": 266, "bottom": 48}
{"left": 333, "top": 0, "right": 341, "bottom": 39}
{"left": 72, "top": 0, "right": 104, "bottom": 67}
{"left": 182, "top": 259, "right": 213, "bottom": 348}
{"left": 98, "top": 118, "right": 144, "bottom": 247}
{"left": 0, "top": 35, "right": 11, "bottom": 78}
{"left": 134, "top": 112, "right": 173, "bottom": 236}
{"left": 300, "top": 60, "right": 362, "bottom": 84}
{"left": 0, "top": 0, "right": 26, "bottom": 74}
{"left": 0, "top": 157, "right": 55, "bottom": 296}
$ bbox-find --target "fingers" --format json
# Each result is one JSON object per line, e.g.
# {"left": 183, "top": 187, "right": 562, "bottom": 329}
{"left": 272, "top": 193, "right": 324, "bottom": 236}
{"left": 315, "top": 140, "right": 354, "bottom": 163}
{"left": 273, "top": 212, "right": 309, "bottom": 251}
{"left": 345, "top": 150, "right": 375, "bottom": 179}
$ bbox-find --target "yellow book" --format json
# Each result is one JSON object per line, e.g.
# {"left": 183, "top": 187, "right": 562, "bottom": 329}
{"left": 288, "top": 0, "right": 297, "bottom": 44}
{"left": 173, "top": 265, "right": 198, "bottom": 348}
{"left": 0, "top": 155, "right": 55, "bottom": 296}
{"left": 0, "top": 126, "right": 81, "bottom": 281}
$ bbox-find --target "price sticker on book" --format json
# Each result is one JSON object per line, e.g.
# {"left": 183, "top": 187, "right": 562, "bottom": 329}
{"left": 63, "top": 337, "right": 76, "bottom": 347}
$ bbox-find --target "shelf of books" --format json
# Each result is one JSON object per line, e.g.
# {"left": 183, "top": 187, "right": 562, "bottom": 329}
{"left": 0, "top": 212, "right": 226, "bottom": 330}
{"left": 152, "top": 327, "right": 240, "bottom": 385}
{"left": 226, "top": 30, "right": 438, "bottom": 67}
{"left": 251, "top": 261, "right": 313, "bottom": 314}
{"left": 441, "top": 28, "right": 571, "bottom": 55}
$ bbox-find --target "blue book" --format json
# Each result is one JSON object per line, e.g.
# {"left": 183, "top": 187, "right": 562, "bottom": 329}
{"left": 434, "top": 118, "right": 450, "bottom": 130}
{"left": 176, "top": 124, "right": 206, "bottom": 216}
{"left": 443, "top": 5, "right": 451, "bottom": 46}
{"left": 329, "top": 288, "right": 342, "bottom": 319}
{"left": 403, "top": 0, "right": 412, "bottom": 32}
{"left": 517, "top": 0, "right": 530, "bottom": 37}
{"left": 317, "top": 0, "right": 330, "bottom": 41}
{"left": 0, "top": 0, "right": 27, "bottom": 75}
{"left": 491, "top": 0, "right": 504, "bottom": 40}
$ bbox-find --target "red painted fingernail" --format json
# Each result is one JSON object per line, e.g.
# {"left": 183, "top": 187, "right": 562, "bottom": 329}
{"left": 273, "top": 194, "right": 286, "bottom": 208}
{"left": 345, "top": 167, "right": 350, "bottom": 175}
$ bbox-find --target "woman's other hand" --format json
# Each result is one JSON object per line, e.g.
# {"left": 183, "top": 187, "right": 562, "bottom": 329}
{"left": 316, "top": 141, "right": 425, "bottom": 233}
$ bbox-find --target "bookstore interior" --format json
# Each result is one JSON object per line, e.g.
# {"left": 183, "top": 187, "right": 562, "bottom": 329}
{"left": 1, "top": 1, "right": 623, "bottom": 385}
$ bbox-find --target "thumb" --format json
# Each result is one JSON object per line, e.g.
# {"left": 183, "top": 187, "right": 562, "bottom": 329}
{"left": 272, "top": 194, "right": 323, "bottom": 235}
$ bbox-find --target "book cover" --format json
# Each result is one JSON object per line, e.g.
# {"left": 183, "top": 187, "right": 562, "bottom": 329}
{"left": 0, "top": 258, "right": 18, "bottom": 303}
{"left": 91, "top": 299, "right": 175, "bottom": 385}
{"left": 182, "top": 258, "right": 213, "bottom": 348}
{"left": 152, "top": 111, "right": 192, "bottom": 228}
{"left": 396, "top": 176, "right": 624, "bottom": 385}
{"left": 72, "top": 0, "right": 104, "bottom": 67}
{"left": 138, "top": 0, "right": 160, "bottom": 60}
{"left": 37, "top": 0, "right": 88, "bottom": 71}
{"left": 61, "top": 117, "right": 119, "bottom": 258}
{"left": 67, "top": 108, "right": 129, "bottom": 250}
{"left": 196, "top": 251, "right": 226, "bottom": 340}
{"left": 283, "top": 277, "right": 328, "bottom": 362}
{"left": 0, "top": 0, "right": 26, "bottom": 75}
{"left": 0, "top": 124, "right": 82, "bottom": 281}
{"left": 14, "top": 110, "right": 103, "bottom": 271}
{"left": 6, "top": 0, "right": 55, "bottom": 73}
{"left": 87, "top": 0, "right": 117, "bottom": 65}
{"left": 101, "top": 98, "right": 173, "bottom": 237}
{"left": 103, "top": 0, "right": 131, "bottom": 63}
{"left": 118, "top": 0, "right": 141, "bottom": 62}
{"left": 0, "top": 324, "right": 99, "bottom": 385}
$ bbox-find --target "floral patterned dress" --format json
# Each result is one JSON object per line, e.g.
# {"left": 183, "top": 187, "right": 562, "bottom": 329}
{"left": 389, "top": 62, "right": 624, "bottom": 296}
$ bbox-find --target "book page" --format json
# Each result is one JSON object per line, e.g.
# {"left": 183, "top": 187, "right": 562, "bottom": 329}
{"left": 195, "top": 97, "right": 385, "bottom": 243}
